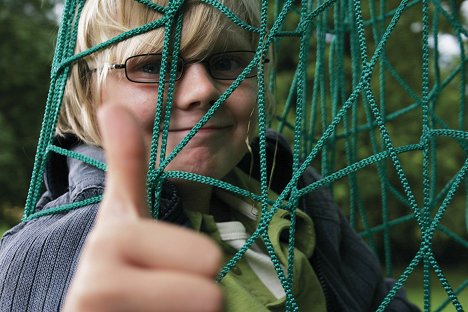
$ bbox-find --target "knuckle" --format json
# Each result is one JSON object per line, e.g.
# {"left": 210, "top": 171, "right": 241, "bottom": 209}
{"left": 209, "top": 284, "right": 224, "bottom": 312}
{"left": 77, "top": 285, "right": 124, "bottom": 311}
{"left": 86, "top": 222, "right": 136, "bottom": 255}
{"left": 197, "top": 282, "right": 224, "bottom": 312}
{"left": 198, "top": 236, "right": 223, "bottom": 275}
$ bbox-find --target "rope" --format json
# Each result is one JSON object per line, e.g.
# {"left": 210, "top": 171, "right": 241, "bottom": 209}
{"left": 23, "top": 0, "right": 468, "bottom": 311}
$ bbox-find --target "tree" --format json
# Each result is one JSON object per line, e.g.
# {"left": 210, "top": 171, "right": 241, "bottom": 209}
{"left": 0, "top": 0, "right": 58, "bottom": 226}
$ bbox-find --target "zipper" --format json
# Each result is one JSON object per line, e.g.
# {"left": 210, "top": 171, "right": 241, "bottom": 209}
{"left": 313, "top": 251, "right": 340, "bottom": 312}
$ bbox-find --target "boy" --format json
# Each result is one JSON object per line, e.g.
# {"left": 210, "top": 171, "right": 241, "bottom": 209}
{"left": 0, "top": 0, "right": 418, "bottom": 311}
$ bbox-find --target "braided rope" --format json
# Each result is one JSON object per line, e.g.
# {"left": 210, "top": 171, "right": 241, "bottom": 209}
{"left": 23, "top": 0, "right": 467, "bottom": 310}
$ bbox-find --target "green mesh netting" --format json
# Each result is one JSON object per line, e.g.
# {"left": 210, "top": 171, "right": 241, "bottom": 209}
{"left": 23, "top": 0, "right": 467, "bottom": 311}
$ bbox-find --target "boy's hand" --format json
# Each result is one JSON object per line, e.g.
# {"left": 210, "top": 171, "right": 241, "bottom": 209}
{"left": 63, "top": 105, "right": 223, "bottom": 312}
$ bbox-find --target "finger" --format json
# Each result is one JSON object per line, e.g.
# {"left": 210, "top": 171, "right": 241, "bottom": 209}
{"left": 90, "top": 220, "right": 222, "bottom": 277}
{"left": 130, "top": 270, "right": 223, "bottom": 312}
{"left": 97, "top": 105, "right": 149, "bottom": 220}
{"left": 72, "top": 270, "right": 223, "bottom": 312}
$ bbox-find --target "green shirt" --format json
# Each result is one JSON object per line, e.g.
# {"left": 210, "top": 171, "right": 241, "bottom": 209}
{"left": 185, "top": 169, "right": 327, "bottom": 311}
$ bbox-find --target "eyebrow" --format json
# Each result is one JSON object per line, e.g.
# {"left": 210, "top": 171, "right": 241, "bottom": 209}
{"left": 213, "top": 34, "right": 253, "bottom": 52}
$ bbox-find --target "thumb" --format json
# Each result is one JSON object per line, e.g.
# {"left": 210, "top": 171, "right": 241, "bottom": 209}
{"left": 97, "top": 105, "right": 149, "bottom": 221}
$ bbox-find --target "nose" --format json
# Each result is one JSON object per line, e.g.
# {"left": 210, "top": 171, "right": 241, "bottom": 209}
{"left": 173, "top": 63, "right": 222, "bottom": 110}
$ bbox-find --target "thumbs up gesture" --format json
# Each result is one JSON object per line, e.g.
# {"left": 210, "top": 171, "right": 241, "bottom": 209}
{"left": 63, "top": 105, "right": 223, "bottom": 312}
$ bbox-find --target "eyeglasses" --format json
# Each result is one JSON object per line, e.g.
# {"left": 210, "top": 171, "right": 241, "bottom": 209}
{"left": 107, "top": 51, "right": 268, "bottom": 83}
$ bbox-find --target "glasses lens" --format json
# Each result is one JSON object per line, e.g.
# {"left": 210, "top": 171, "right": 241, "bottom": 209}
{"left": 125, "top": 54, "right": 183, "bottom": 83}
{"left": 208, "top": 52, "right": 256, "bottom": 80}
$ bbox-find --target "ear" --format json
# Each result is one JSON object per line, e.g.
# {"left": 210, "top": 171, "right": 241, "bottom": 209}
{"left": 237, "top": 130, "right": 293, "bottom": 194}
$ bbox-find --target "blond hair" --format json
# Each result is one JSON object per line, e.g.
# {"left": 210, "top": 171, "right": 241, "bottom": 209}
{"left": 57, "top": 0, "right": 261, "bottom": 145}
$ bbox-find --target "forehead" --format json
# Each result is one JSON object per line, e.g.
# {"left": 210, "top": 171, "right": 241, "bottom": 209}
{"left": 179, "top": 13, "right": 257, "bottom": 59}
{"left": 213, "top": 28, "right": 254, "bottom": 51}
{"left": 107, "top": 1, "right": 259, "bottom": 62}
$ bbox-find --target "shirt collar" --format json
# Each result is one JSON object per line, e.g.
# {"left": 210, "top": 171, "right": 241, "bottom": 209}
{"left": 215, "top": 168, "right": 316, "bottom": 258}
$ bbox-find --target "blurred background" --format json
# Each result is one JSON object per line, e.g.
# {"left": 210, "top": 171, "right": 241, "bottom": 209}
{"left": 0, "top": 0, "right": 467, "bottom": 310}
{"left": 0, "top": 0, "right": 60, "bottom": 232}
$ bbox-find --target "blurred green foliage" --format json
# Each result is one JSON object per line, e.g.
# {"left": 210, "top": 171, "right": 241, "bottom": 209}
{"left": 268, "top": 0, "right": 468, "bottom": 271}
{"left": 0, "top": 0, "right": 58, "bottom": 225}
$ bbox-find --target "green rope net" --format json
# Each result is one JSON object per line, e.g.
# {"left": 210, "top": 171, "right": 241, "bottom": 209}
{"left": 23, "top": 0, "right": 467, "bottom": 311}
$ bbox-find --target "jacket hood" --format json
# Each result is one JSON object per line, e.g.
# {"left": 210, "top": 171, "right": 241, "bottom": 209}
{"left": 37, "top": 135, "right": 188, "bottom": 225}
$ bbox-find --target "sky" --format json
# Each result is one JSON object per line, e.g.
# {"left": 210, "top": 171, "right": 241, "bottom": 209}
{"left": 436, "top": 1, "right": 468, "bottom": 57}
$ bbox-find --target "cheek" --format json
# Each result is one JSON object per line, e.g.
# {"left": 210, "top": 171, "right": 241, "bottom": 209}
{"left": 101, "top": 78, "right": 159, "bottom": 131}
{"left": 128, "top": 94, "right": 158, "bottom": 126}
{"left": 232, "top": 82, "right": 258, "bottom": 126}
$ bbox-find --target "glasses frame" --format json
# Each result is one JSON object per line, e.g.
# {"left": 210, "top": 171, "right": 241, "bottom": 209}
{"left": 108, "top": 50, "right": 270, "bottom": 84}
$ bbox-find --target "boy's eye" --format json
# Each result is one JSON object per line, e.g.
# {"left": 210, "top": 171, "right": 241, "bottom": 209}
{"left": 140, "top": 61, "right": 161, "bottom": 74}
{"left": 125, "top": 54, "right": 184, "bottom": 83}
{"left": 132, "top": 56, "right": 163, "bottom": 75}
{"left": 125, "top": 55, "right": 163, "bottom": 83}
{"left": 210, "top": 54, "right": 244, "bottom": 72}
